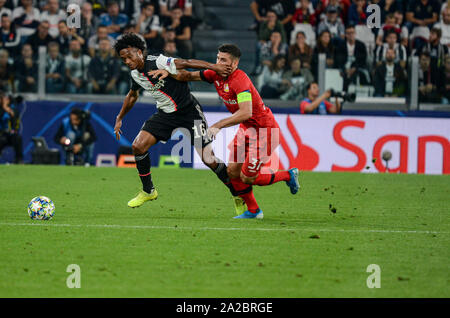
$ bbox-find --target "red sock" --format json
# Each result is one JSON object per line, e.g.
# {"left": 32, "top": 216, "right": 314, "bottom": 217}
{"left": 230, "top": 178, "right": 260, "bottom": 213}
{"left": 253, "top": 171, "right": 290, "bottom": 186}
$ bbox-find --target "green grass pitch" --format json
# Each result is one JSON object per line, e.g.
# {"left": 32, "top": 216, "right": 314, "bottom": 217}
{"left": 0, "top": 165, "right": 448, "bottom": 298}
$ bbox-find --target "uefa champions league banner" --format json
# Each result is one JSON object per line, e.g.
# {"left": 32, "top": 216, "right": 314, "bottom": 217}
{"left": 194, "top": 113, "right": 450, "bottom": 175}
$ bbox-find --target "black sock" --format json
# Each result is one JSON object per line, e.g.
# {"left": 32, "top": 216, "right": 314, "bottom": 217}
{"left": 135, "top": 153, "right": 154, "bottom": 193}
{"left": 212, "top": 160, "right": 238, "bottom": 196}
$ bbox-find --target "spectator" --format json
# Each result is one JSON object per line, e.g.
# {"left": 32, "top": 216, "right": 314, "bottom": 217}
{"left": 26, "top": 20, "right": 53, "bottom": 57}
{"left": 317, "top": 5, "right": 346, "bottom": 45}
{"left": 162, "top": 7, "right": 192, "bottom": 58}
{"left": 417, "top": 27, "right": 449, "bottom": 69}
{"left": 376, "top": 13, "right": 409, "bottom": 47}
{"left": 300, "top": 82, "right": 341, "bottom": 114}
{"left": 40, "top": 0, "right": 66, "bottom": 38}
{"left": 327, "top": 0, "right": 351, "bottom": 23}
{"left": 336, "top": 25, "right": 370, "bottom": 90}
{"left": 348, "top": 0, "right": 368, "bottom": 26}
{"left": 0, "top": 0, "right": 12, "bottom": 27}
{"left": 56, "top": 20, "right": 86, "bottom": 56}
{"left": 45, "top": 41, "right": 65, "bottom": 93}
{"left": 89, "top": 0, "right": 107, "bottom": 16}
{"left": 88, "top": 38, "right": 119, "bottom": 94}
{"left": 258, "top": 9, "right": 287, "bottom": 43}
{"left": 406, "top": 0, "right": 440, "bottom": 49}
{"left": 99, "top": 0, "right": 129, "bottom": 39}
{"left": 12, "top": 0, "right": 41, "bottom": 42}
{"left": 393, "top": 10, "right": 409, "bottom": 47}
{"left": 0, "top": 93, "right": 23, "bottom": 163}
{"left": 0, "top": 14, "right": 21, "bottom": 55}
{"left": 258, "top": 54, "right": 290, "bottom": 99}
{"left": 440, "top": 55, "right": 450, "bottom": 104}
{"left": 312, "top": 30, "right": 336, "bottom": 78}
{"left": 136, "top": 2, "right": 163, "bottom": 52}
{"left": 375, "top": 30, "right": 407, "bottom": 69}
{"left": 374, "top": 48, "right": 407, "bottom": 97}
{"left": 65, "top": 39, "right": 91, "bottom": 94}
{"left": 0, "top": 49, "right": 13, "bottom": 93}
{"left": 159, "top": 0, "right": 192, "bottom": 18}
{"left": 292, "top": 0, "right": 318, "bottom": 26}
{"left": 406, "top": 0, "right": 440, "bottom": 30}
{"left": 78, "top": 1, "right": 99, "bottom": 50}
{"left": 163, "top": 40, "right": 177, "bottom": 57}
{"left": 54, "top": 107, "right": 97, "bottom": 166}
{"left": 288, "top": 31, "right": 312, "bottom": 69}
{"left": 14, "top": 43, "right": 37, "bottom": 92}
{"left": 258, "top": 31, "right": 288, "bottom": 73}
{"left": 87, "top": 24, "right": 115, "bottom": 57}
{"left": 417, "top": 50, "right": 441, "bottom": 103}
{"left": 379, "top": 0, "right": 401, "bottom": 23}
{"left": 434, "top": 7, "right": 450, "bottom": 47}
{"left": 441, "top": 1, "right": 449, "bottom": 21}
{"left": 280, "top": 57, "right": 314, "bottom": 101}
{"left": 250, "top": 0, "right": 294, "bottom": 33}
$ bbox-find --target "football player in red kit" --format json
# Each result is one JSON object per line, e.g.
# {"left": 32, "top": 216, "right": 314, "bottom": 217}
{"left": 149, "top": 44, "right": 300, "bottom": 219}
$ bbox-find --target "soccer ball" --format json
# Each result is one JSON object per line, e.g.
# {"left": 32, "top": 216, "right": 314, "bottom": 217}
{"left": 27, "top": 196, "right": 55, "bottom": 220}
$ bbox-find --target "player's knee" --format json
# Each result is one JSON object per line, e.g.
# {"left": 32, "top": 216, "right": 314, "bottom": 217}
{"left": 227, "top": 165, "right": 240, "bottom": 179}
{"left": 132, "top": 142, "right": 145, "bottom": 155}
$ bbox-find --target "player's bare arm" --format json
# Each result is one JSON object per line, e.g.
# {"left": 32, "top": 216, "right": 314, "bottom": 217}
{"left": 173, "top": 58, "right": 232, "bottom": 77}
{"left": 114, "top": 89, "right": 139, "bottom": 140}
{"left": 148, "top": 69, "right": 202, "bottom": 82}
{"left": 207, "top": 100, "right": 252, "bottom": 140}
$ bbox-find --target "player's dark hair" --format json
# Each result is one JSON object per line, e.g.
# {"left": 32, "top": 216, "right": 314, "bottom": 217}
{"left": 218, "top": 44, "right": 241, "bottom": 60}
{"left": 114, "top": 32, "right": 146, "bottom": 55}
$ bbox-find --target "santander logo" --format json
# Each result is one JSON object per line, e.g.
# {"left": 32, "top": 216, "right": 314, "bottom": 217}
{"left": 275, "top": 115, "right": 319, "bottom": 171}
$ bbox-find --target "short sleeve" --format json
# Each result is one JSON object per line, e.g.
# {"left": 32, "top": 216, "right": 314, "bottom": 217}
{"left": 300, "top": 100, "right": 310, "bottom": 114}
{"left": 229, "top": 71, "right": 252, "bottom": 95}
{"left": 155, "top": 54, "right": 178, "bottom": 75}
{"left": 130, "top": 77, "right": 140, "bottom": 91}
{"left": 199, "top": 69, "right": 216, "bottom": 83}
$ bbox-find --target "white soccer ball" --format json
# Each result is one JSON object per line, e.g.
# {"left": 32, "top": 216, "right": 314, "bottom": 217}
{"left": 27, "top": 196, "right": 55, "bottom": 220}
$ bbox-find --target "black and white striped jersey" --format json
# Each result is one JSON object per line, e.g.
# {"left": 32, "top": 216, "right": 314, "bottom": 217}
{"left": 130, "top": 54, "right": 197, "bottom": 113}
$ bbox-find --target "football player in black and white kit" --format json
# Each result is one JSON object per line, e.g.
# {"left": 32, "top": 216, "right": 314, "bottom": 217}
{"left": 113, "top": 33, "right": 245, "bottom": 212}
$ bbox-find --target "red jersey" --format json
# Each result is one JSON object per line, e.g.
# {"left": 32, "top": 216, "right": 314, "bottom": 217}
{"left": 200, "top": 69, "right": 276, "bottom": 128}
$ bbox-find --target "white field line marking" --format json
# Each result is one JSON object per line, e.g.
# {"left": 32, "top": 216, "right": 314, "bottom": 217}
{"left": 0, "top": 222, "right": 446, "bottom": 235}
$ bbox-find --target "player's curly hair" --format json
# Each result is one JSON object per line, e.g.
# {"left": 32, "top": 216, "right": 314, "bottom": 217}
{"left": 114, "top": 33, "right": 146, "bottom": 56}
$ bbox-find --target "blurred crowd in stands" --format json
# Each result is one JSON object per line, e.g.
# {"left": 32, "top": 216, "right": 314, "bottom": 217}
{"left": 250, "top": 0, "right": 450, "bottom": 104}
{"left": 0, "top": 0, "right": 207, "bottom": 95}
{"left": 0, "top": 0, "right": 449, "bottom": 105}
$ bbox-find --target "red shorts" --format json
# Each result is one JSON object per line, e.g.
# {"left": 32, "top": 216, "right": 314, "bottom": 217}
{"left": 229, "top": 121, "right": 280, "bottom": 177}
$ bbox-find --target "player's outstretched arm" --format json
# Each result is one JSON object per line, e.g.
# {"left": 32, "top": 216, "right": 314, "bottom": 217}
{"left": 114, "top": 89, "right": 139, "bottom": 140}
{"left": 148, "top": 69, "right": 201, "bottom": 82}
{"left": 173, "top": 58, "right": 232, "bottom": 77}
{"left": 208, "top": 99, "right": 253, "bottom": 140}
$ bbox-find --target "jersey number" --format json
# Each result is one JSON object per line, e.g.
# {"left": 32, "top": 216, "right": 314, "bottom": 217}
{"left": 248, "top": 158, "right": 263, "bottom": 172}
{"left": 192, "top": 123, "right": 206, "bottom": 139}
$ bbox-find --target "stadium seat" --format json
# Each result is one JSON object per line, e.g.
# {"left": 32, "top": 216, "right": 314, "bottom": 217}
{"left": 95, "top": 154, "right": 117, "bottom": 167}
{"left": 410, "top": 26, "right": 430, "bottom": 47}
{"left": 290, "top": 24, "right": 316, "bottom": 47}
{"left": 117, "top": 154, "right": 136, "bottom": 168}
{"left": 325, "top": 69, "right": 344, "bottom": 92}
{"left": 355, "top": 25, "right": 375, "bottom": 65}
